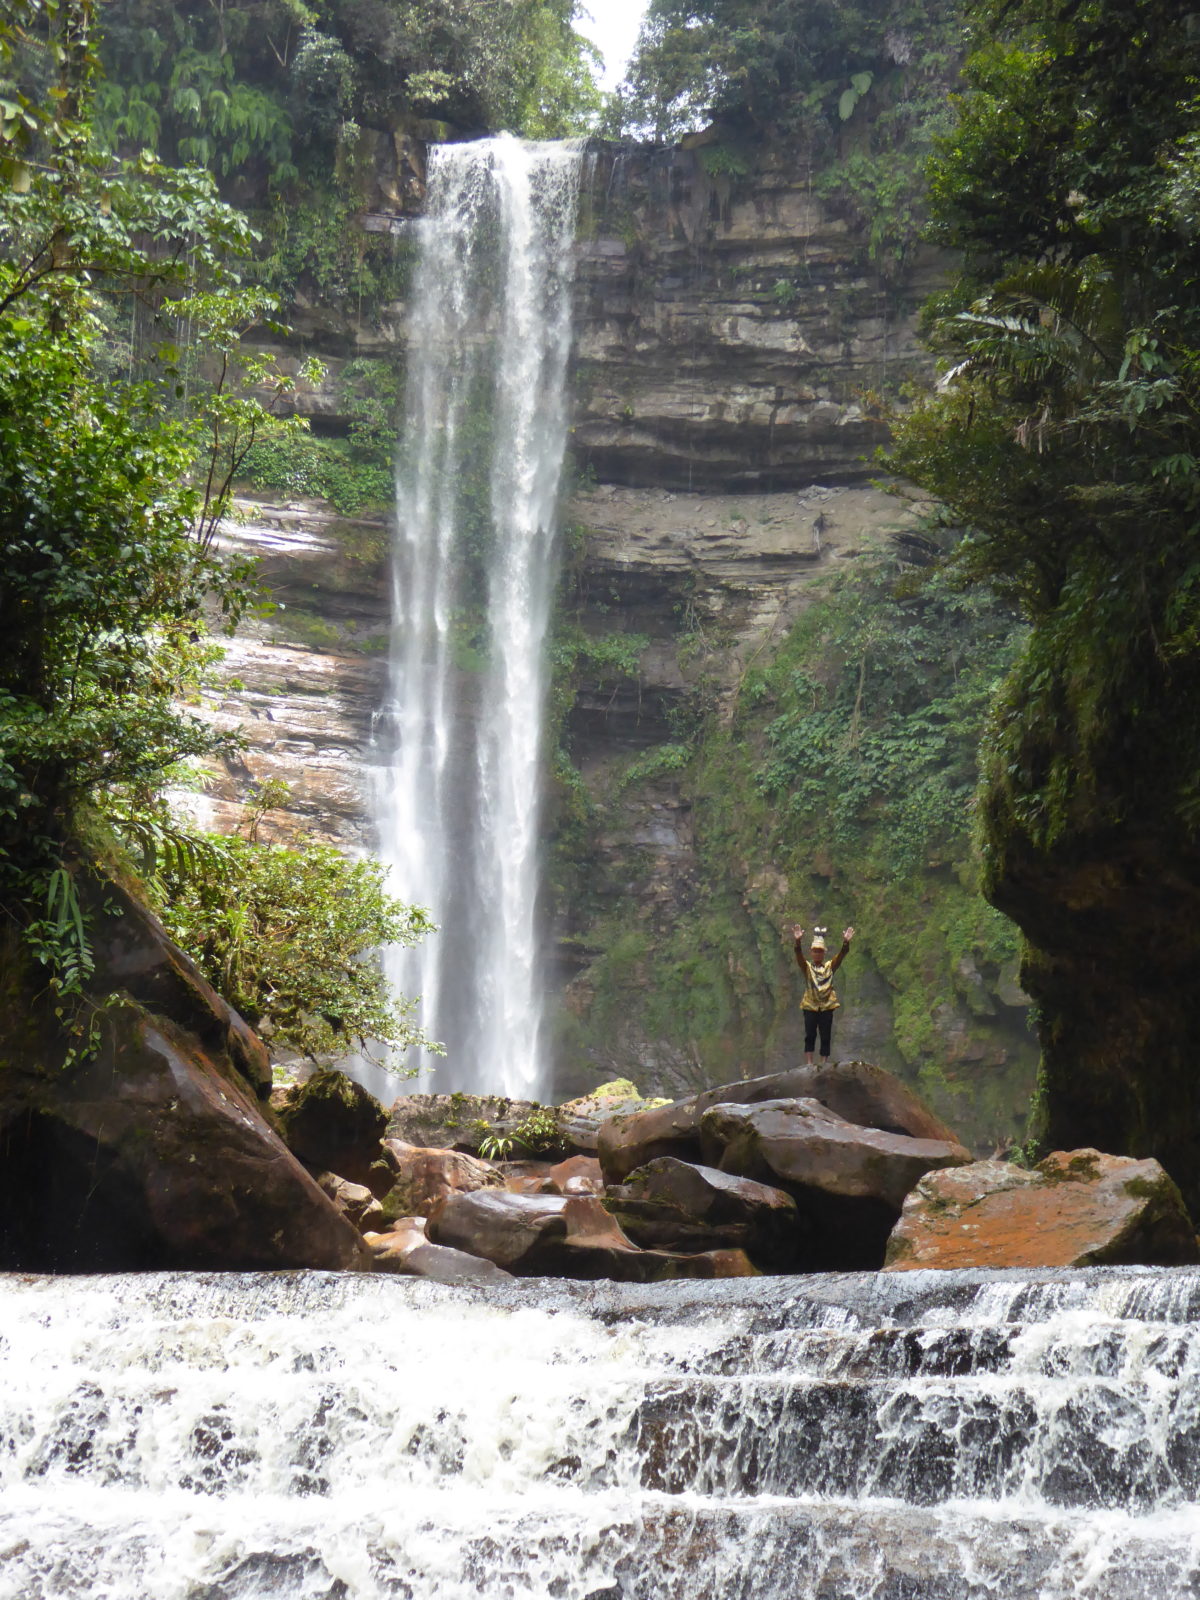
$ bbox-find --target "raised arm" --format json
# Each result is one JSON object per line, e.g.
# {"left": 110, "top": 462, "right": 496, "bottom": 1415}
{"left": 830, "top": 925, "right": 855, "bottom": 973}
{"left": 791, "top": 924, "right": 806, "bottom": 971}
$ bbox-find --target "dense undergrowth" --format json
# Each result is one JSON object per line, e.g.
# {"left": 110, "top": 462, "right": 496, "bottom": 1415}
{"left": 550, "top": 538, "right": 1036, "bottom": 1144}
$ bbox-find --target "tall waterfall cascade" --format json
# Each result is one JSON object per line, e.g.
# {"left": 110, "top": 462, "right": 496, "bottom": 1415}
{"left": 373, "top": 136, "right": 582, "bottom": 1100}
{"left": 4, "top": 1267, "right": 1200, "bottom": 1597}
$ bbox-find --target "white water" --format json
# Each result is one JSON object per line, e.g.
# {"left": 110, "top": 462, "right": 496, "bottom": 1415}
{"left": 373, "top": 136, "right": 582, "bottom": 1100}
{"left": 5, "top": 1268, "right": 1200, "bottom": 1598}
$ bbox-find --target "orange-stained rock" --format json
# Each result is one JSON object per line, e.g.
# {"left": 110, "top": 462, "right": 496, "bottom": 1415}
{"left": 364, "top": 1217, "right": 513, "bottom": 1283}
{"left": 885, "top": 1149, "right": 1200, "bottom": 1271}
{"left": 547, "top": 1155, "right": 605, "bottom": 1194}
{"left": 502, "top": 1156, "right": 602, "bottom": 1195}
{"left": 378, "top": 1139, "right": 503, "bottom": 1222}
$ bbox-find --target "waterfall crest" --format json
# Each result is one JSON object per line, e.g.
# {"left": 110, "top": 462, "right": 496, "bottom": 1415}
{"left": 5, "top": 1268, "right": 1200, "bottom": 1597}
{"left": 374, "top": 136, "right": 582, "bottom": 1099}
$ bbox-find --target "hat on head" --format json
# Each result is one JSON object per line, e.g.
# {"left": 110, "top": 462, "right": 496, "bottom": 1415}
{"left": 810, "top": 925, "right": 828, "bottom": 951}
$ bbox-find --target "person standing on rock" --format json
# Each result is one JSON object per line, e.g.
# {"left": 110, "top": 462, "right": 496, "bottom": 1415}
{"left": 791, "top": 924, "right": 855, "bottom": 1064}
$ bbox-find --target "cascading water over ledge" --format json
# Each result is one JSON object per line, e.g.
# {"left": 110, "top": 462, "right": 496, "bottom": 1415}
{"left": 4, "top": 1267, "right": 1200, "bottom": 1598}
{"left": 373, "top": 135, "right": 582, "bottom": 1101}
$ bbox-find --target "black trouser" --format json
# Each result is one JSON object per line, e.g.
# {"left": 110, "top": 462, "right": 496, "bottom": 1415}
{"left": 803, "top": 1008, "right": 833, "bottom": 1057}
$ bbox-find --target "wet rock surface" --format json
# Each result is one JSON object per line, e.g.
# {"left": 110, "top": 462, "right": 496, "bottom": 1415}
{"left": 597, "top": 1063, "right": 959, "bottom": 1183}
{"left": 377, "top": 1139, "right": 504, "bottom": 1222}
{"left": 385, "top": 1093, "right": 541, "bottom": 1154}
{"left": 886, "top": 1148, "right": 1200, "bottom": 1271}
{"left": 273, "top": 1070, "right": 388, "bottom": 1188}
{"left": 604, "top": 1157, "right": 799, "bottom": 1267}
{"left": 0, "top": 870, "right": 368, "bottom": 1273}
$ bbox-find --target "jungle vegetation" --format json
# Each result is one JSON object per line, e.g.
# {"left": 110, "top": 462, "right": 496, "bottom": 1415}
{"left": 0, "top": 0, "right": 429, "bottom": 1065}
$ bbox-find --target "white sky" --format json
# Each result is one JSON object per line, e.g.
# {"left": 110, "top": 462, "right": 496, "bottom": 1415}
{"left": 576, "top": 0, "right": 650, "bottom": 91}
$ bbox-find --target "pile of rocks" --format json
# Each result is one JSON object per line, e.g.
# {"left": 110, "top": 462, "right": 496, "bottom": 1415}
{"left": 272, "top": 1062, "right": 1200, "bottom": 1281}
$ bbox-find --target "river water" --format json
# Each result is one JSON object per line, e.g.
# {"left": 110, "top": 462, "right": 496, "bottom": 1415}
{"left": 3, "top": 1267, "right": 1200, "bottom": 1598}
{"left": 373, "top": 135, "right": 582, "bottom": 1101}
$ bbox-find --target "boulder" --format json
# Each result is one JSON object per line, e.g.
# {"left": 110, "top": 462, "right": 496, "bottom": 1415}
{"left": 364, "top": 1220, "right": 512, "bottom": 1284}
{"left": 556, "top": 1079, "right": 671, "bottom": 1153}
{"left": 0, "top": 871, "right": 368, "bottom": 1273}
{"left": 699, "top": 1097, "right": 971, "bottom": 1270}
{"left": 427, "top": 1190, "right": 571, "bottom": 1272}
{"left": 502, "top": 1155, "right": 604, "bottom": 1196}
{"left": 273, "top": 1070, "right": 388, "bottom": 1189}
{"left": 547, "top": 1154, "right": 605, "bottom": 1195}
{"left": 603, "top": 1157, "right": 800, "bottom": 1267}
{"left": 385, "top": 1094, "right": 540, "bottom": 1154}
{"left": 316, "top": 1172, "right": 387, "bottom": 1233}
{"left": 885, "top": 1149, "right": 1200, "bottom": 1271}
{"left": 427, "top": 1189, "right": 759, "bottom": 1282}
{"left": 377, "top": 1139, "right": 503, "bottom": 1222}
{"left": 597, "top": 1063, "right": 961, "bottom": 1183}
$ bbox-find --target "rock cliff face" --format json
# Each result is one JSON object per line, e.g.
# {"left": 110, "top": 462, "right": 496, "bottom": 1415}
{"left": 210, "top": 138, "right": 1036, "bottom": 1150}
{"left": 570, "top": 142, "right": 941, "bottom": 492}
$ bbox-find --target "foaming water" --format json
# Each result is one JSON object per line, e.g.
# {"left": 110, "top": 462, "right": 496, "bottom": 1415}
{"left": 372, "top": 135, "right": 582, "bottom": 1100}
{"left": 3, "top": 1268, "right": 1200, "bottom": 1597}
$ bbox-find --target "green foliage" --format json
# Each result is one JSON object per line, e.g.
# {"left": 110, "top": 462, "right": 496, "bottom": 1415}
{"left": 612, "top": 0, "right": 961, "bottom": 145}
{"left": 0, "top": 1, "right": 306, "bottom": 1014}
{"left": 97, "top": 0, "right": 602, "bottom": 189}
{"left": 241, "top": 428, "right": 393, "bottom": 514}
{"left": 478, "top": 1105, "right": 561, "bottom": 1160}
{"left": 889, "top": 0, "right": 1200, "bottom": 862}
{"left": 755, "top": 555, "right": 1025, "bottom": 878}
{"left": 148, "top": 826, "right": 437, "bottom": 1064}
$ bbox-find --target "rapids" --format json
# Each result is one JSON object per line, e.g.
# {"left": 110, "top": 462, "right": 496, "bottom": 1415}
{"left": 2, "top": 1268, "right": 1200, "bottom": 1597}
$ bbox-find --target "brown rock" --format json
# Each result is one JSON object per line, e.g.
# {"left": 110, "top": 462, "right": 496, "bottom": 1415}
{"left": 426, "top": 1189, "right": 570, "bottom": 1272}
{"left": 701, "top": 1097, "right": 970, "bottom": 1210}
{"left": 885, "top": 1149, "right": 1200, "bottom": 1271}
{"left": 385, "top": 1094, "right": 539, "bottom": 1154}
{"left": 378, "top": 1139, "right": 502, "bottom": 1222}
{"left": 274, "top": 1070, "right": 388, "bottom": 1188}
{"left": 555, "top": 1079, "right": 670, "bottom": 1153}
{"left": 696, "top": 1096, "right": 971, "bottom": 1270}
{"left": 0, "top": 870, "right": 367, "bottom": 1274}
{"left": 604, "top": 1156, "right": 800, "bottom": 1266}
{"left": 597, "top": 1064, "right": 961, "bottom": 1184}
{"left": 364, "top": 1220, "right": 512, "bottom": 1284}
{"left": 316, "top": 1172, "right": 387, "bottom": 1233}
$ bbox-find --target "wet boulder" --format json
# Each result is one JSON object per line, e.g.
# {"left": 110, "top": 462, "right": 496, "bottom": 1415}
{"left": 377, "top": 1139, "right": 503, "bottom": 1223}
{"left": 556, "top": 1079, "right": 670, "bottom": 1153}
{"left": 604, "top": 1157, "right": 800, "bottom": 1267}
{"left": 0, "top": 872, "right": 369, "bottom": 1274}
{"left": 597, "top": 1063, "right": 960, "bottom": 1184}
{"left": 698, "top": 1097, "right": 971, "bottom": 1270}
{"left": 885, "top": 1149, "right": 1200, "bottom": 1271}
{"left": 274, "top": 1071, "right": 388, "bottom": 1189}
{"left": 503, "top": 1155, "right": 604, "bottom": 1196}
{"left": 315, "top": 1172, "right": 387, "bottom": 1233}
{"left": 385, "top": 1094, "right": 540, "bottom": 1154}
{"left": 364, "top": 1219, "right": 513, "bottom": 1284}
{"left": 426, "top": 1189, "right": 571, "bottom": 1272}
{"left": 426, "top": 1188, "right": 759, "bottom": 1281}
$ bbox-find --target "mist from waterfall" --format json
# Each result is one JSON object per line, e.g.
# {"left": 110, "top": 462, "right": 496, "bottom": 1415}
{"left": 373, "top": 136, "right": 582, "bottom": 1100}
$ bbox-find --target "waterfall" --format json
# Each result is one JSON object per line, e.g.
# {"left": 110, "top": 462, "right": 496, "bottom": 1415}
{"left": 373, "top": 136, "right": 582, "bottom": 1101}
{"left": 5, "top": 1267, "right": 1200, "bottom": 1598}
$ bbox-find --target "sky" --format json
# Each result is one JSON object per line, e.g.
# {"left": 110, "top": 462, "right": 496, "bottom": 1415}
{"left": 575, "top": 0, "right": 650, "bottom": 91}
